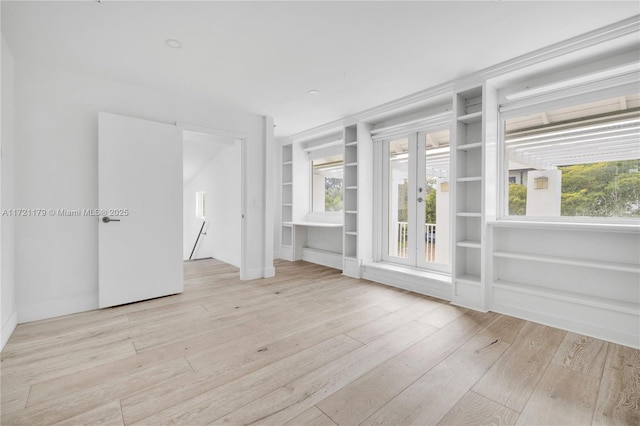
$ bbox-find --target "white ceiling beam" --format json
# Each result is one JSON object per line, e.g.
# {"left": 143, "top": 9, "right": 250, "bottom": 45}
{"left": 619, "top": 96, "right": 628, "bottom": 110}
{"left": 508, "top": 150, "right": 555, "bottom": 170}
{"left": 426, "top": 133, "right": 439, "bottom": 147}
{"left": 541, "top": 112, "right": 550, "bottom": 125}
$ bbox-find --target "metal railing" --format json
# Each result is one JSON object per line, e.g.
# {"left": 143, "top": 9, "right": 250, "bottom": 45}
{"left": 395, "top": 222, "right": 436, "bottom": 261}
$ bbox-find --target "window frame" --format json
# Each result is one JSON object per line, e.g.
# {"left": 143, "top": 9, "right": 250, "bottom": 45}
{"left": 309, "top": 156, "right": 344, "bottom": 214}
{"left": 497, "top": 83, "right": 640, "bottom": 225}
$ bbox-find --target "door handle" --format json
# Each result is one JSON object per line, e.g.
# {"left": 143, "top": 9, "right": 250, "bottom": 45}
{"left": 417, "top": 197, "right": 424, "bottom": 203}
{"left": 102, "top": 217, "right": 121, "bottom": 223}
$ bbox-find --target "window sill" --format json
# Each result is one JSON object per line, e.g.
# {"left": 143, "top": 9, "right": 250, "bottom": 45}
{"left": 362, "top": 261, "right": 451, "bottom": 301}
{"left": 363, "top": 261, "right": 451, "bottom": 281}
{"left": 489, "top": 218, "right": 640, "bottom": 233}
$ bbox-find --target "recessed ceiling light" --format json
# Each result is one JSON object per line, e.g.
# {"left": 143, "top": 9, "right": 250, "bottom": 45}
{"left": 165, "top": 39, "right": 182, "bottom": 49}
{"left": 308, "top": 90, "right": 320, "bottom": 95}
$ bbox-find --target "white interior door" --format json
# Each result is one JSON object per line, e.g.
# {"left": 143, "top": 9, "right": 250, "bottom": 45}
{"left": 98, "top": 112, "right": 183, "bottom": 308}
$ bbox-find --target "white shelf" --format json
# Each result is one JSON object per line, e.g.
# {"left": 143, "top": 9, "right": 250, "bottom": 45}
{"left": 493, "top": 279, "right": 639, "bottom": 315}
{"left": 493, "top": 250, "right": 640, "bottom": 274}
{"left": 284, "top": 221, "right": 343, "bottom": 228}
{"left": 345, "top": 141, "right": 358, "bottom": 147}
{"left": 456, "top": 142, "right": 482, "bottom": 151}
{"left": 456, "top": 176, "right": 482, "bottom": 182}
{"left": 345, "top": 162, "right": 358, "bottom": 167}
{"left": 282, "top": 161, "right": 292, "bottom": 165}
{"left": 345, "top": 186, "right": 358, "bottom": 190}
{"left": 457, "top": 212, "right": 481, "bottom": 217}
{"left": 282, "top": 182, "right": 292, "bottom": 186}
{"left": 345, "top": 231, "right": 358, "bottom": 236}
{"left": 282, "top": 223, "right": 293, "bottom": 227}
{"left": 457, "top": 240, "right": 481, "bottom": 248}
{"left": 456, "top": 274, "right": 481, "bottom": 285}
{"left": 457, "top": 111, "right": 482, "bottom": 124}
{"left": 345, "top": 210, "right": 357, "bottom": 215}
{"left": 282, "top": 203, "right": 292, "bottom": 207}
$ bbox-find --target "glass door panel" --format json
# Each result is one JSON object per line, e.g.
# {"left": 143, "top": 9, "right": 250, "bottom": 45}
{"left": 387, "top": 137, "right": 411, "bottom": 261}
{"left": 417, "top": 130, "right": 450, "bottom": 272}
{"left": 383, "top": 130, "right": 450, "bottom": 272}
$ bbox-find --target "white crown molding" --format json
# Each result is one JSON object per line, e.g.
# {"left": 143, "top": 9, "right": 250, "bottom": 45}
{"left": 283, "top": 15, "right": 640, "bottom": 143}
{"left": 477, "top": 14, "right": 640, "bottom": 82}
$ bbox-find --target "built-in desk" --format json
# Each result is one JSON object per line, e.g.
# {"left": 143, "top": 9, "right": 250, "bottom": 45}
{"left": 282, "top": 221, "right": 343, "bottom": 269}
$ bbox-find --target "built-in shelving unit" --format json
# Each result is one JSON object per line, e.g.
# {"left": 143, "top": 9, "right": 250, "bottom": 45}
{"left": 280, "top": 144, "right": 294, "bottom": 259}
{"left": 341, "top": 122, "right": 374, "bottom": 278}
{"left": 280, "top": 134, "right": 344, "bottom": 269}
{"left": 451, "top": 85, "right": 485, "bottom": 309}
{"left": 343, "top": 125, "right": 359, "bottom": 273}
{"left": 490, "top": 223, "right": 640, "bottom": 348}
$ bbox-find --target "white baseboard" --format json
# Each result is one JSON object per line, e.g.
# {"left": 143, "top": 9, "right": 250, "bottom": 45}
{"left": 280, "top": 246, "right": 293, "bottom": 261}
{"left": 492, "top": 284, "right": 640, "bottom": 349}
{"left": 243, "top": 266, "right": 276, "bottom": 281}
{"left": 302, "top": 248, "right": 342, "bottom": 270}
{"left": 18, "top": 295, "right": 98, "bottom": 324}
{"left": 263, "top": 266, "right": 276, "bottom": 278}
{"left": 1, "top": 311, "right": 18, "bottom": 351}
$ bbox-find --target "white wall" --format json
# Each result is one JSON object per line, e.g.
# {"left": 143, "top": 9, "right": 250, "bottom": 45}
{"left": 12, "top": 58, "right": 270, "bottom": 323}
{"left": 1, "top": 35, "right": 17, "bottom": 350}
{"left": 183, "top": 142, "right": 241, "bottom": 267}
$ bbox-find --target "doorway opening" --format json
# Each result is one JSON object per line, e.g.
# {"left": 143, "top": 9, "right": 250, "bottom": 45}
{"left": 182, "top": 128, "right": 244, "bottom": 273}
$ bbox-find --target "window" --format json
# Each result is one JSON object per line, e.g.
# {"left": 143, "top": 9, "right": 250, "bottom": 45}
{"left": 383, "top": 130, "right": 450, "bottom": 271}
{"left": 195, "top": 191, "right": 206, "bottom": 219}
{"left": 503, "top": 93, "right": 640, "bottom": 219}
{"left": 311, "top": 156, "right": 343, "bottom": 212}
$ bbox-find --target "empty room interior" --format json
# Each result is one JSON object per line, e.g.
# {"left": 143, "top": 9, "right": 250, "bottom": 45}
{"left": 1, "top": 1, "right": 640, "bottom": 425}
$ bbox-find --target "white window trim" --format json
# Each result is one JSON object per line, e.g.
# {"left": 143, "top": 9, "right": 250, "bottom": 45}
{"left": 497, "top": 80, "right": 640, "bottom": 225}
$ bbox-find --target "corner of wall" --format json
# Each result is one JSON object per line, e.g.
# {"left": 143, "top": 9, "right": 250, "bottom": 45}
{"left": 1, "top": 311, "right": 17, "bottom": 351}
{"left": 1, "top": 33, "right": 18, "bottom": 351}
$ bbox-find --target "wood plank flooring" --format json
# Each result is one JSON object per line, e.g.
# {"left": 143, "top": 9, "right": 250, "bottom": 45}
{"left": 1, "top": 259, "right": 638, "bottom": 425}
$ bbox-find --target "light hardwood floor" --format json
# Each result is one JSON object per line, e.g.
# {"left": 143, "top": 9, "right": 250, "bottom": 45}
{"left": 1, "top": 259, "right": 638, "bottom": 425}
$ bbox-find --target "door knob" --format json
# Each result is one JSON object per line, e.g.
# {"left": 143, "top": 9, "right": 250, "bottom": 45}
{"left": 102, "top": 217, "right": 121, "bottom": 223}
{"left": 417, "top": 197, "right": 424, "bottom": 203}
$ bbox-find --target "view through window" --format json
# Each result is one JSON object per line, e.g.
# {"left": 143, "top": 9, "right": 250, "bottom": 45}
{"left": 312, "top": 156, "right": 344, "bottom": 212}
{"left": 504, "top": 93, "right": 640, "bottom": 219}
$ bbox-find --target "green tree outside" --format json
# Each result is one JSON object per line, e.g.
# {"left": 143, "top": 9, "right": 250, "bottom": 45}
{"left": 508, "top": 159, "right": 640, "bottom": 217}
{"left": 325, "top": 177, "right": 343, "bottom": 212}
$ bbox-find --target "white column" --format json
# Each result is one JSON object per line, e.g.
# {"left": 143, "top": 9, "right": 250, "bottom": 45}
{"left": 435, "top": 178, "right": 450, "bottom": 264}
{"left": 526, "top": 169, "right": 562, "bottom": 217}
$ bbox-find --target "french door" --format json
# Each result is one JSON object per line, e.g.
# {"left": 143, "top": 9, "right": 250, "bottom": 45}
{"left": 382, "top": 129, "right": 451, "bottom": 272}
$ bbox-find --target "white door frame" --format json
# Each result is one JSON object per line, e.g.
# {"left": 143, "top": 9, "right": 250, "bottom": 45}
{"left": 379, "top": 128, "right": 452, "bottom": 273}
{"left": 177, "top": 122, "right": 248, "bottom": 280}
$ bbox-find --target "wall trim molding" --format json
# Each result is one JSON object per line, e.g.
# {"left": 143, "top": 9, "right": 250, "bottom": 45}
{"left": 1, "top": 311, "right": 18, "bottom": 351}
{"left": 492, "top": 294, "right": 639, "bottom": 349}
{"left": 18, "top": 295, "right": 97, "bottom": 324}
{"left": 281, "top": 15, "right": 640, "bottom": 145}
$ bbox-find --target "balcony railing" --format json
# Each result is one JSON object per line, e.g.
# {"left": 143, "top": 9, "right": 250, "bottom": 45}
{"left": 395, "top": 222, "right": 436, "bottom": 262}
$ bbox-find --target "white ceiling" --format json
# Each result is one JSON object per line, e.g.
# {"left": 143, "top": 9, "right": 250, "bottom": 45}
{"left": 183, "top": 130, "right": 234, "bottom": 184}
{"left": 2, "top": 1, "right": 639, "bottom": 139}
